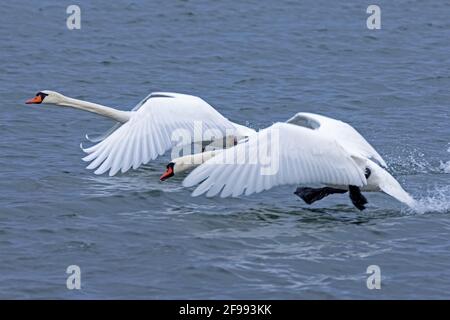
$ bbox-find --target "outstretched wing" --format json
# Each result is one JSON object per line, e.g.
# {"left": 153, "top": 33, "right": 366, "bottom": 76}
{"left": 82, "top": 93, "right": 236, "bottom": 176}
{"left": 84, "top": 92, "right": 155, "bottom": 143}
{"left": 183, "top": 122, "right": 367, "bottom": 198}
{"left": 287, "top": 113, "right": 387, "bottom": 168}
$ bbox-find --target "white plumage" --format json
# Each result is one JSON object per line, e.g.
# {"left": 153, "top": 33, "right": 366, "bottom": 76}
{"left": 287, "top": 113, "right": 387, "bottom": 167}
{"left": 81, "top": 93, "right": 237, "bottom": 176}
{"left": 183, "top": 122, "right": 367, "bottom": 197}
{"left": 183, "top": 113, "right": 415, "bottom": 208}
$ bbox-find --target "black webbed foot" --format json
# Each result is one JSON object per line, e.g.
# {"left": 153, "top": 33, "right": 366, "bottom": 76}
{"left": 348, "top": 185, "right": 368, "bottom": 211}
{"left": 294, "top": 187, "right": 347, "bottom": 205}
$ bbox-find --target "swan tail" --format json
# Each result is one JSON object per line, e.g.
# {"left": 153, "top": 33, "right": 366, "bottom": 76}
{"left": 380, "top": 179, "right": 416, "bottom": 207}
{"left": 372, "top": 163, "right": 416, "bottom": 207}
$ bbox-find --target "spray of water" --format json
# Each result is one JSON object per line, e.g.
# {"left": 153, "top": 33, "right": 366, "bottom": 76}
{"left": 438, "top": 145, "right": 450, "bottom": 173}
{"left": 406, "top": 185, "right": 450, "bottom": 214}
{"left": 393, "top": 144, "right": 450, "bottom": 214}
{"left": 388, "top": 144, "right": 450, "bottom": 175}
{"left": 439, "top": 160, "right": 450, "bottom": 173}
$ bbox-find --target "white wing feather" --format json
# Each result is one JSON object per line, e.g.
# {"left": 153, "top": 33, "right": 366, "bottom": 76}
{"left": 82, "top": 93, "right": 236, "bottom": 176}
{"left": 229, "top": 121, "right": 256, "bottom": 138}
{"left": 183, "top": 122, "right": 367, "bottom": 197}
{"left": 287, "top": 113, "right": 387, "bottom": 168}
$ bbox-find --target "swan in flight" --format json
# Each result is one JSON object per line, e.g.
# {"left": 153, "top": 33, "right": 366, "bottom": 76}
{"left": 26, "top": 90, "right": 254, "bottom": 176}
{"left": 160, "top": 128, "right": 256, "bottom": 181}
{"left": 181, "top": 113, "right": 416, "bottom": 210}
{"left": 160, "top": 149, "right": 225, "bottom": 181}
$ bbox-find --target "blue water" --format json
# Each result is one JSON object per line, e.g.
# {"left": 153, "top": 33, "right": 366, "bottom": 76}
{"left": 1, "top": 0, "right": 450, "bottom": 299}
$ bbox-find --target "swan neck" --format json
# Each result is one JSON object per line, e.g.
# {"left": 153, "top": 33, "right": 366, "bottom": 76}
{"left": 174, "top": 150, "right": 219, "bottom": 174}
{"left": 58, "top": 97, "right": 130, "bottom": 123}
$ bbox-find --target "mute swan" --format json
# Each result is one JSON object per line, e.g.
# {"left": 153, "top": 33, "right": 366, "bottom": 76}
{"left": 160, "top": 149, "right": 224, "bottom": 181}
{"left": 182, "top": 112, "right": 416, "bottom": 210}
{"left": 160, "top": 130, "right": 256, "bottom": 181}
{"left": 26, "top": 90, "right": 253, "bottom": 176}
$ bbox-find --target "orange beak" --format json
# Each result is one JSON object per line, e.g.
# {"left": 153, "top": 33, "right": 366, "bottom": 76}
{"left": 25, "top": 95, "right": 43, "bottom": 104}
{"left": 160, "top": 167, "right": 174, "bottom": 181}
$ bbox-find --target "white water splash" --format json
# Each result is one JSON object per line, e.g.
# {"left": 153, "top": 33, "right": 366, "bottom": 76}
{"left": 408, "top": 185, "right": 450, "bottom": 214}
{"left": 387, "top": 148, "right": 435, "bottom": 175}
{"left": 397, "top": 145, "right": 450, "bottom": 214}
{"left": 439, "top": 161, "right": 450, "bottom": 173}
{"left": 439, "top": 145, "right": 450, "bottom": 173}
{"left": 388, "top": 145, "right": 450, "bottom": 175}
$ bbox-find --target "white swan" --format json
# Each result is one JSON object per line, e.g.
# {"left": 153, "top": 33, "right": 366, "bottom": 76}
{"left": 26, "top": 90, "right": 253, "bottom": 176}
{"left": 182, "top": 112, "right": 416, "bottom": 210}
{"left": 160, "top": 127, "right": 256, "bottom": 181}
{"left": 160, "top": 149, "right": 224, "bottom": 181}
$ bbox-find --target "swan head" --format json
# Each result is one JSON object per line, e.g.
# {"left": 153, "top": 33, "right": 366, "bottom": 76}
{"left": 160, "top": 154, "right": 204, "bottom": 181}
{"left": 26, "top": 90, "right": 66, "bottom": 105}
{"left": 160, "top": 162, "right": 175, "bottom": 181}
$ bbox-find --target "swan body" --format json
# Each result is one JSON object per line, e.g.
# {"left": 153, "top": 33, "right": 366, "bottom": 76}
{"left": 286, "top": 112, "right": 387, "bottom": 168}
{"left": 26, "top": 90, "right": 253, "bottom": 176}
{"left": 182, "top": 113, "right": 416, "bottom": 209}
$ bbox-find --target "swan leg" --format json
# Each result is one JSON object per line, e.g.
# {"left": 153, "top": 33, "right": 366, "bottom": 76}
{"left": 348, "top": 185, "right": 368, "bottom": 211}
{"left": 294, "top": 187, "right": 347, "bottom": 205}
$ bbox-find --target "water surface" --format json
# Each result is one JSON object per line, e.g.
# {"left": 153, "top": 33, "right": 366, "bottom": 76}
{"left": 1, "top": 0, "right": 450, "bottom": 299}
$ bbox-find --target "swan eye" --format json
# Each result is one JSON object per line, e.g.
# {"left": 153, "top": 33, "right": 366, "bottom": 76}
{"left": 37, "top": 92, "right": 49, "bottom": 100}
